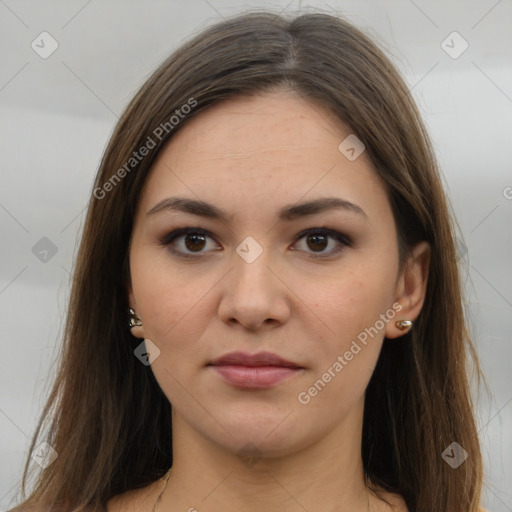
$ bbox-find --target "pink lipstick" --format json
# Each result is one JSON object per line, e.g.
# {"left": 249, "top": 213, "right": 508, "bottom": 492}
{"left": 207, "top": 351, "right": 304, "bottom": 389}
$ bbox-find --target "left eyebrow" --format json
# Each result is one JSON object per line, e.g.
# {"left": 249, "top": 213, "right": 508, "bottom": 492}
{"left": 146, "top": 196, "right": 368, "bottom": 222}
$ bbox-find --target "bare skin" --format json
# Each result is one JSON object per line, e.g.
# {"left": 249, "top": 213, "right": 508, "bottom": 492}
{"left": 106, "top": 475, "right": 409, "bottom": 512}
{"left": 109, "top": 89, "right": 431, "bottom": 512}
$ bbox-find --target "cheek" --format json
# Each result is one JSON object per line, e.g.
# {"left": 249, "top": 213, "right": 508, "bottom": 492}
{"left": 301, "top": 264, "right": 396, "bottom": 388}
{"left": 134, "top": 271, "right": 211, "bottom": 342}
{"left": 309, "top": 266, "right": 395, "bottom": 341}
{"left": 130, "top": 248, "right": 220, "bottom": 363}
{"left": 296, "top": 287, "right": 388, "bottom": 421}
{"left": 131, "top": 259, "right": 217, "bottom": 402}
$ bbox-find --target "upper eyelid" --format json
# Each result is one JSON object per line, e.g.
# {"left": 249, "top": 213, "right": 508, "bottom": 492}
{"left": 162, "top": 226, "right": 350, "bottom": 241}
{"left": 162, "top": 226, "right": 351, "bottom": 254}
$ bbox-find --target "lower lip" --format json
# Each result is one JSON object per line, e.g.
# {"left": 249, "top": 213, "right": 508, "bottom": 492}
{"left": 210, "top": 365, "right": 303, "bottom": 389}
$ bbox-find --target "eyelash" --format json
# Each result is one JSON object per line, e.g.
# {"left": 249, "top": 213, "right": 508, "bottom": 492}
{"left": 159, "top": 226, "right": 352, "bottom": 260}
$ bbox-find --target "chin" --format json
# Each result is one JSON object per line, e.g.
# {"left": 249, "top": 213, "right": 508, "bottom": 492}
{"left": 212, "top": 409, "right": 309, "bottom": 456}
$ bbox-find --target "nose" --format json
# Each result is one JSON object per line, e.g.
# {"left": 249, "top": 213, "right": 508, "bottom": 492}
{"left": 217, "top": 247, "right": 291, "bottom": 332}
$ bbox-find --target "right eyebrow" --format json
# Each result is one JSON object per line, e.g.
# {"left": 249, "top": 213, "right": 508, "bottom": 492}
{"left": 146, "top": 196, "right": 368, "bottom": 222}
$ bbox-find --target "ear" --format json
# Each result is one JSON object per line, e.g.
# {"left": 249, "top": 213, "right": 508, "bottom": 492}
{"left": 385, "top": 241, "right": 431, "bottom": 339}
{"left": 127, "top": 286, "right": 145, "bottom": 339}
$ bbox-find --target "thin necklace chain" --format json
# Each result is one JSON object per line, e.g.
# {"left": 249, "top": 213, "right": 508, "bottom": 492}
{"left": 152, "top": 468, "right": 373, "bottom": 512}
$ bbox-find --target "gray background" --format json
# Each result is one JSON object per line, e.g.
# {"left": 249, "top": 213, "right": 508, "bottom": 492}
{"left": 0, "top": 0, "right": 511, "bottom": 510}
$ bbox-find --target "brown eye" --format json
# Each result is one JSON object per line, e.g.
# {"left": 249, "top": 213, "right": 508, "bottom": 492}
{"left": 293, "top": 227, "right": 351, "bottom": 258}
{"left": 161, "top": 228, "right": 219, "bottom": 258}
{"left": 306, "top": 234, "right": 329, "bottom": 252}
{"left": 161, "top": 226, "right": 351, "bottom": 260}
{"left": 183, "top": 233, "right": 207, "bottom": 252}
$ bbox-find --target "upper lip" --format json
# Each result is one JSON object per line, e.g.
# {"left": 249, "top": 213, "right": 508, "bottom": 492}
{"left": 208, "top": 351, "right": 303, "bottom": 368}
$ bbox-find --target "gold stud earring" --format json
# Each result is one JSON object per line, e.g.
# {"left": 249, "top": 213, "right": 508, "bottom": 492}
{"left": 128, "top": 308, "right": 143, "bottom": 329}
{"left": 395, "top": 320, "right": 413, "bottom": 331}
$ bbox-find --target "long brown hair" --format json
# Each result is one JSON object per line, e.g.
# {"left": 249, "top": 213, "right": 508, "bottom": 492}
{"left": 11, "top": 10, "right": 484, "bottom": 512}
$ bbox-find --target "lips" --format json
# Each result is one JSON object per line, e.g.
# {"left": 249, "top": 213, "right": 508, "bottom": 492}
{"left": 208, "top": 351, "right": 302, "bottom": 369}
{"left": 207, "top": 351, "right": 304, "bottom": 389}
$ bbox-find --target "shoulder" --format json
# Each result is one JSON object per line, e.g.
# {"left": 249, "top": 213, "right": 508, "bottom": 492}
{"left": 377, "top": 494, "right": 489, "bottom": 512}
{"left": 7, "top": 504, "right": 62, "bottom": 512}
{"left": 369, "top": 488, "right": 408, "bottom": 512}
{"left": 8, "top": 504, "right": 100, "bottom": 512}
{"left": 9, "top": 480, "right": 164, "bottom": 512}
{"left": 106, "top": 479, "right": 165, "bottom": 512}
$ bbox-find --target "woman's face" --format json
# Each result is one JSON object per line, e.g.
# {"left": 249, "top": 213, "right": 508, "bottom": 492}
{"left": 128, "top": 90, "right": 426, "bottom": 458}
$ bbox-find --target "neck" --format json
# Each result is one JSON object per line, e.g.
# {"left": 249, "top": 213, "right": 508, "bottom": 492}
{"left": 160, "top": 397, "right": 383, "bottom": 512}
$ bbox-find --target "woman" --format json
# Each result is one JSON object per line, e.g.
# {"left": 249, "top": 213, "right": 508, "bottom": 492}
{"left": 11, "top": 10, "right": 485, "bottom": 512}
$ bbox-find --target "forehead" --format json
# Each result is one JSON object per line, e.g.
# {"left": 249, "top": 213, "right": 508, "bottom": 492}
{"left": 162, "top": 90, "right": 354, "bottom": 164}
{"left": 137, "top": 90, "right": 391, "bottom": 225}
